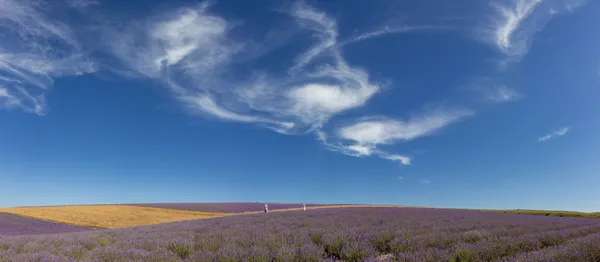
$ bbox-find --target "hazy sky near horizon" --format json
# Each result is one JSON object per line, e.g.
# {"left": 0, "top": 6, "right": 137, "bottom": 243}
{"left": 1, "top": 0, "right": 599, "bottom": 211}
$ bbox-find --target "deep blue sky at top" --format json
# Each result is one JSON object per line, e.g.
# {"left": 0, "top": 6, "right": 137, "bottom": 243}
{"left": 1, "top": 0, "right": 599, "bottom": 211}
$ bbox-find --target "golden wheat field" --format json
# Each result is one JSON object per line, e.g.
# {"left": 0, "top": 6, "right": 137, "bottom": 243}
{"left": 0, "top": 205, "right": 228, "bottom": 229}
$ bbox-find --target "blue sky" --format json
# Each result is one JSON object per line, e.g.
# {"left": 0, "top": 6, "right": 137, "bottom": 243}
{"left": 1, "top": 0, "right": 599, "bottom": 211}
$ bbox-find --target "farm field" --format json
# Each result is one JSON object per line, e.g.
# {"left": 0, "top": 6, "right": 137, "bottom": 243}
{"left": 0, "top": 205, "right": 226, "bottom": 229}
{"left": 125, "top": 202, "right": 375, "bottom": 213}
{"left": 1, "top": 207, "right": 599, "bottom": 261}
{"left": 489, "top": 209, "right": 600, "bottom": 218}
{"left": 126, "top": 202, "right": 348, "bottom": 213}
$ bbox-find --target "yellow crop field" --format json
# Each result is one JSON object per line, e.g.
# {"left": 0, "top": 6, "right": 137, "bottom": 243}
{"left": 0, "top": 205, "right": 228, "bottom": 229}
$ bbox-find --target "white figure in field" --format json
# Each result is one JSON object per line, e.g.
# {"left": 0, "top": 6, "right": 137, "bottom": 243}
{"left": 264, "top": 203, "right": 269, "bottom": 213}
{"left": 303, "top": 204, "right": 306, "bottom": 211}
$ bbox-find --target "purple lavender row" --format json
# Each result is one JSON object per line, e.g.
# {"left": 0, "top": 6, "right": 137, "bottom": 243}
{"left": 391, "top": 223, "right": 600, "bottom": 261}
{"left": 0, "top": 213, "right": 92, "bottom": 236}
{"left": 506, "top": 232, "right": 600, "bottom": 262}
{"left": 445, "top": 224, "right": 600, "bottom": 261}
{"left": 355, "top": 220, "right": 600, "bottom": 261}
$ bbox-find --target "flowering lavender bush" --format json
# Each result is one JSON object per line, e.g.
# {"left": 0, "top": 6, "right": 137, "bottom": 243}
{"left": 124, "top": 202, "right": 339, "bottom": 213}
{"left": 1, "top": 208, "right": 599, "bottom": 261}
{"left": 0, "top": 213, "right": 92, "bottom": 236}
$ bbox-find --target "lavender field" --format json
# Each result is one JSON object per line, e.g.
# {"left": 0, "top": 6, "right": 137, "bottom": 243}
{"left": 125, "top": 202, "right": 342, "bottom": 213}
{"left": 1, "top": 207, "right": 600, "bottom": 261}
{"left": 0, "top": 213, "right": 92, "bottom": 237}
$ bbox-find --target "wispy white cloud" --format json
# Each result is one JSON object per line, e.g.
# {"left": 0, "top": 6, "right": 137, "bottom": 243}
{"left": 537, "top": 127, "right": 569, "bottom": 142}
{"left": 467, "top": 78, "right": 522, "bottom": 103}
{"left": 482, "top": 85, "right": 521, "bottom": 102}
{"left": 180, "top": 93, "right": 295, "bottom": 130}
{"left": 316, "top": 129, "right": 412, "bottom": 164}
{"left": 379, "top": 153, "right": 412, "bottom": 165}
{"left": 338, "top": 109, "right": 473, "bottom": 145}
{"left": 0, "top": 0, "right": 478, "bottom": 166}
{"left": 106, "top": 2, "right": 290, "bottom": 129}
{"left": 65, "top": 0, "right": 99, "bottom": 9}
{"left": 288, "top": 1, "right": 338, "bottom": 74}
{"left": 278, "top": 1, "right": 382, "bottom": 129}
{"left": 0, "top": 0, "right": 95, "bottom": 114}
{"left": 286, "top": 80, "right": 378, "bottom": 128}
{"left": 482, "top": 0, "right": 586, "bottom": 60}
{"left": 397, "top": 176, "right": 404, "bottom": 180}
{"left": 340, "top": 25, "right": 448, "bottom": 47}
{"left": 563, "top": 0, "right": 586, "bottom": 12}
{"left": 109, "top": 2, "right": 234, "bottom": 79}
{"left": 492, "top": 0, "right": 544, "bottom": 57}
{"left": 419, "top": 179, "right": 431, "bottom": 184}
{"left": 0, "top": 86, "right": 20, "bottom": 109}
{"left": 108, "top": 1, "right": 384, "bottom": 133}
{"left": 317, "top": 109, "right": 472, "bottom": 164}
